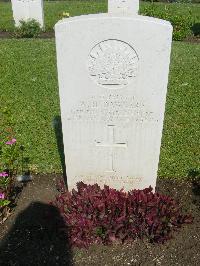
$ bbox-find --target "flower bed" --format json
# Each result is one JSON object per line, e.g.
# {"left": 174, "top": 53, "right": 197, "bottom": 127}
{"left": 51, "top": 181, "right": 193, "bottom": 248}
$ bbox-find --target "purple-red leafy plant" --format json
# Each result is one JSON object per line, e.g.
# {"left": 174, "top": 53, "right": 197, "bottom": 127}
{"left": 51, "top": 181, "right": 193, "bottom": 248}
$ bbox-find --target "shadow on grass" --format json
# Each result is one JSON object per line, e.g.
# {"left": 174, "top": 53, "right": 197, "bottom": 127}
{"left": 0, "top": 202, "right": 73, "bottom": 266}
{"left": 53, "top": 115, "right": 68, "bottom": 188}
{"left": 191, "top": 23, "right": 200, "bottom": 37}
{"left": 188, "top": 169, "right": 200, "bottom": 206}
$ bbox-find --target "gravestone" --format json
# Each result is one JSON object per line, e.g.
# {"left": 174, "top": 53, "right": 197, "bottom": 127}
{"left": 108, "top": 0, "right": 139, "bottom": 15}
{"left": 55, "top": 0, "right": 172, "bottom": 191}
{"left": 11, "top": 0, "right": 44, "bottom": 28}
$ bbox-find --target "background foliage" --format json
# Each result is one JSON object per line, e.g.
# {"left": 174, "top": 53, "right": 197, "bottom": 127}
{"left": 0, "top": 1, "right": 199, "bottom": 40}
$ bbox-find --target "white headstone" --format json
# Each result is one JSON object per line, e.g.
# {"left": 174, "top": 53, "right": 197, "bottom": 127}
{"left": 11, "top": 0, "right": 44, "bottom": 28}
{"left": 55, "top": 0, "right": 172, "bottom": 191}
{"left": 108, "top": 0, "right": 139, "bottom": 15}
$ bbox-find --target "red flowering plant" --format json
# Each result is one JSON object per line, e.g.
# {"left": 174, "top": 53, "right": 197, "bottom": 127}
{"left": 0, "top": 136, "right": 21, "bottom": 222}
{"left": 0, "top": 107, "right": 24, "bottom": 223}
{"left": 51, "top": 181, "right": 193, "bottom": 248}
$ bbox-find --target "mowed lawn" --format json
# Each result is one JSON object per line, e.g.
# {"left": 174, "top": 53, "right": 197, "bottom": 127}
{"left": 0, "top": 39, "right": 199, "bottom": 178}
{"left": 0, "top": 1, "right": 199, "bottom": 31}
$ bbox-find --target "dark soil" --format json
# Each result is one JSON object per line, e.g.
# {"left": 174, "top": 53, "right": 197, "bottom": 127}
{"left": 0, "top": 174, "right": 199, "bottom": 266}
{"left": 184, "top": 35, "right": 200, "bottom": 44}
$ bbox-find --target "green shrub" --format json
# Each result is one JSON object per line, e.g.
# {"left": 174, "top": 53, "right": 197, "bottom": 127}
{"left": 170, "top": 14, "right": 193, "bottom": 40}
{"left": 14, "top": 19, "right": 42, "bottom": 38}
{"left": 141, "top": 5, "right": 193, "bottom": 40}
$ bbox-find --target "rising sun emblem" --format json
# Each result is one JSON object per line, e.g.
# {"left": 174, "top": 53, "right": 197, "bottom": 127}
{"left": 88, "top": 39, "right": 139, "bottom": 89}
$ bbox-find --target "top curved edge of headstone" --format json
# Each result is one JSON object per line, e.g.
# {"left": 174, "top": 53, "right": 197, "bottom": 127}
{"left": 54, "top": 13, "right": 172, "bottom": 30}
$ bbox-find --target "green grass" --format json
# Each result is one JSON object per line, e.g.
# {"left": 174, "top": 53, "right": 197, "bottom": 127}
{"left": 0, "top": 39, "right": 199, "bottom": 178}
{"left": 159, "top": 42, "right": 200, "bottom": 178}
{"left": 0, "top": 0, "right": 107, "bottom": 31}
{"left": 0, "top": 1, "right": 199, "bottom": 32}
{"left": 0, "top": 39, "right": 60, "bottom": 173}
{"left": 159, "top": 42, "right": 200, "bottom": 177}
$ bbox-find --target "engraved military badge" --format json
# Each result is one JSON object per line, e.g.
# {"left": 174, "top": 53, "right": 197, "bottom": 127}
{"left": 88, "top": 39, "right": 139, "bottom": 89}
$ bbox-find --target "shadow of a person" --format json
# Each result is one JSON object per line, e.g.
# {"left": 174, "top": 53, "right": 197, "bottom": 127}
{"left": 0, "top": 202, "right": 73, "bottom": 266}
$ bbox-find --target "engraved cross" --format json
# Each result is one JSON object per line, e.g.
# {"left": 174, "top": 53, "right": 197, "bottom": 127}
{"left": 95, "top": 125, "right": 127, "bottom": 173}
